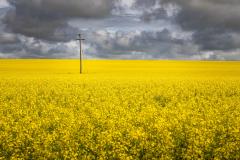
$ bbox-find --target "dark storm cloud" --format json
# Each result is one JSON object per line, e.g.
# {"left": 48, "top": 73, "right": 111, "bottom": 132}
{"left": 0, "top": 27, "right": 199, "bottom": 59}
{"left": 7, "top": 0, "right": 112, "bottom": 18}
{"left": 4, "top": 0, "right": 112, "bottom": 41}
{"left": 0, "top": 35, "right": 79, "bottom": 58}
{"left": 133, "top": 0, "right": 168, "bottom": 22}
{"left": 84, "top": 29, "right": 199, "bottom": 59}
{"left": 160, "top": 0, "right": 240, "bottom": 31}
{"left": 1, "top": 0, "right": 240, "bottom": 59}
{"left": 192, "top": 29, "right": 240, "bottom": 51}
{"left": 135, "top": 0, "right": 240, "bottom": 51}
{"left": 135, "top": 0, "right": 240, "bottom": 31}
{"left": 162, "top": 0, "right": 240, "bottom": 51}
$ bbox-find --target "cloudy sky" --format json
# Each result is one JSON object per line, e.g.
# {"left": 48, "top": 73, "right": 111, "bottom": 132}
{"left": 0, "top": 0, "right": 240, "bottom": 60}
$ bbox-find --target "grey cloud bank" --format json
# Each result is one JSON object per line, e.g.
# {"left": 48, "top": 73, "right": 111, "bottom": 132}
{"left": 139, "top": 0, "right": 240, "bottom": 51}
{"left": 0, "top": 0, "right": 240, "bottom": 60}
{"left": 4, "top": 0, "right": 111, "bottom": 40}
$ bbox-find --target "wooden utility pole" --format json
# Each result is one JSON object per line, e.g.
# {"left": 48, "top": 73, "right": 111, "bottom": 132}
{"left": 76, "top": 34, "right": 85, "bottom": 74}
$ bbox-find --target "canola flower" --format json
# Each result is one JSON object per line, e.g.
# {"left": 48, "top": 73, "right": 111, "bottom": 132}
{"left": 0, "top": 60, "right": 240, "bottom": 159}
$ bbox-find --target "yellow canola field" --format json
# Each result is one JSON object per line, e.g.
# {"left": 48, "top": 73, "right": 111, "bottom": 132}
{"left": 0, "top": 60, "right": 240, "bottom": 159}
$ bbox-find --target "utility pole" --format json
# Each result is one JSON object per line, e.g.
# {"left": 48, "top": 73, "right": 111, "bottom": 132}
{"left": 76, "top": 34, "right": 85, "bottom": 74}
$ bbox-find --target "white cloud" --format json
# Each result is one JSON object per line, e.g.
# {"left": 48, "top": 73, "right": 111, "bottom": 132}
{"left": 0, "top": 0, "right": 9, "bottom": 8}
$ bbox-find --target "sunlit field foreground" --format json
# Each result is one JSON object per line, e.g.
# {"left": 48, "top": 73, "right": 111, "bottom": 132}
{"left": 0, "top": 60, "right": 240, "bottom": 159}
